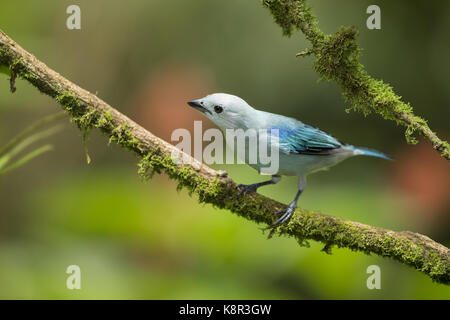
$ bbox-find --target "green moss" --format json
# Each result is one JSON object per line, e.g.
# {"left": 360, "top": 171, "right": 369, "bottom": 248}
{"left": 275, "top": 211, "right": 449, "bottom": 283}
{"left": 262, "top": 0, "right": 323, "bottom": 41}
{"left": 97, "top": 111, "right": 113, "bottom": 130}
{"left": 12, "top": 57, "right": 23, "bottom": 65}
{"left": 0, "top": 45, "right": 8, "bottom": 64}
{"left": 321, "top": 242, "right": 333, "bottom": 254}
{"left": 0, "top": 48, "right": 49, "bottom": 94}
{"left": 137, "top": 152, "right": 223, "bottom": 202}
{"left": 56, "top": 91, "right": 115, "bottom": 133}
{"left": 56, "top": 91, "right": 142, "bottom": 163}
{"left": 108, "top": 124, "right": 143, "bottom": 154}
{"left": 56, "top": 91, "right": 82, "bottom": 112}
{"left": 262, "top": 0, "right": 447, "bottom": 152}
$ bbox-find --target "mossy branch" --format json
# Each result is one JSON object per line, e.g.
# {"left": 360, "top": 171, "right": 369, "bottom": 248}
{"left": 0, "top": 29, "right": 449, "bottom": 284}
{"left": 262, "top": 0, "right": 450, "bottom": 161}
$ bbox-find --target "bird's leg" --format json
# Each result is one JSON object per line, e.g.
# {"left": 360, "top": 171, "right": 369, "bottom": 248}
{"left": 267, "top": 176, "right": 306, "bottom": 229}
{"left": 238, "top": 175, "right": 281, "bottom": 197}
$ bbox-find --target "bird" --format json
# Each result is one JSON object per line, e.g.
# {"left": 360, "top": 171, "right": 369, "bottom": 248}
{"left": 187, "top": 93, "right": 392, "bottom": 228}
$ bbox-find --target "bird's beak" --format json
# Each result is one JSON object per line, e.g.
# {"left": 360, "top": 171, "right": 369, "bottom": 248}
{"left": 187, "top": 100, "right": 212, "bottom": 115}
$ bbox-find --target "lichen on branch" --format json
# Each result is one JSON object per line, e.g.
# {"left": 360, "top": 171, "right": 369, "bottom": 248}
{"left": 0, "top": 28, "right": 449, "bottom": 284}
{"left": 262, "top": 0, "right": 450, "bottom": 160}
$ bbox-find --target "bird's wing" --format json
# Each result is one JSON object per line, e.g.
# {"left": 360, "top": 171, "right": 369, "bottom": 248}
{"left": 271, "top": 121, "right": 343, "bottom": 155}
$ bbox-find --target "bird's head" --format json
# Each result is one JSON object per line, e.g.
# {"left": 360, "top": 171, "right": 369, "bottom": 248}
{"left": 187, "top": 93, "right": 255, "bottom": 130}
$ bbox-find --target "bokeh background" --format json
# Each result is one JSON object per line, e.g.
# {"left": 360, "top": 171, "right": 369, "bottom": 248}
{"left": 0, "top": 0, "right": 449, "bottom": 299}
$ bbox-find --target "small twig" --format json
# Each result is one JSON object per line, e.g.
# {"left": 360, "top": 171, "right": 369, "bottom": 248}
{"left": 296, "top": 48, "right": 313, "bottom": 57}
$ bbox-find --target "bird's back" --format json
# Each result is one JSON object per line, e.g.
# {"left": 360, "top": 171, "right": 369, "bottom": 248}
{"left": 252, "top": 110, "right": 344, "bottom": 155}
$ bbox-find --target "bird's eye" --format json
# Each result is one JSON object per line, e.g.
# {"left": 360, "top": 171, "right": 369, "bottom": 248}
{"left": 214, "top": 105, "right": 223, "bottom": 114}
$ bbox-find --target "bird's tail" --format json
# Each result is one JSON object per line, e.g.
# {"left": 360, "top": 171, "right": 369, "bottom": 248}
{"left": 345, "top": 145, "right": 393, "bottom": 160}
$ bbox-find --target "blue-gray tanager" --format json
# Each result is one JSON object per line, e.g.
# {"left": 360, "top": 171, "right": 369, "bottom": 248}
{"left": 188, "top": 93, "right": 391, "bottom": 228}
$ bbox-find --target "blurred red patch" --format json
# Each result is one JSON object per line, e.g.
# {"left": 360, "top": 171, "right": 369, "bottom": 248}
{"left": 392, "top": 142, "right": 450, "bottom": 225}
{"left": 130, "top": 64, "right": 216, "bottom": 142}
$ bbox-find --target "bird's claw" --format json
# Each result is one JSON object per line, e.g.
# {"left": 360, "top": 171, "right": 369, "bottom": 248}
{"left": 238, "top": 183, "right": 258, "bottom": 197}
{"left": 264, "top": 203, "right": 296, "bottom": 230}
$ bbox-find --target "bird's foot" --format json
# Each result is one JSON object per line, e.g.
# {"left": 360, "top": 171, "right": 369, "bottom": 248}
{"left": 237, "top": 183, "right": 259, "bottom": 197}
{"left": 264, "top": 202, "right": 297, "bottom": 229}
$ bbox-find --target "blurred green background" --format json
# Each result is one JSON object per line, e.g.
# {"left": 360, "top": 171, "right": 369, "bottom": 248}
{"left": 0, "top": 0, "right": 449, "bottom": 299}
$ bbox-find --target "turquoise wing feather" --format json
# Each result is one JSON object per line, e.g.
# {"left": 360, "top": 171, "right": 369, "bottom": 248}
{"left": 271, "top": 122, "right": 343, "bottom": 155}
